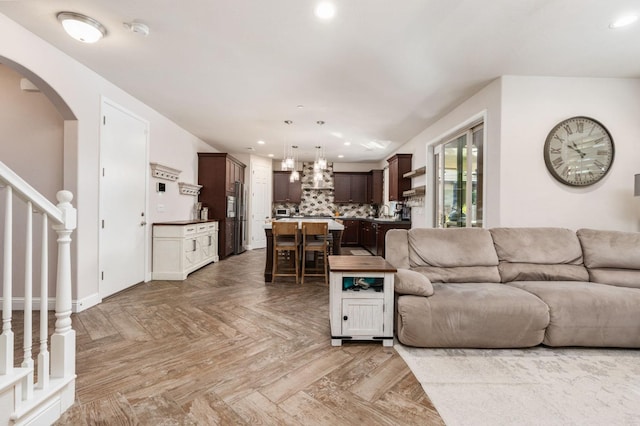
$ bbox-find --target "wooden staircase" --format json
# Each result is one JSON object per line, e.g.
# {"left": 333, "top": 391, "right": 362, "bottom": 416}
{"left": 0, "top": 161, "right": 76, "bottom": 425}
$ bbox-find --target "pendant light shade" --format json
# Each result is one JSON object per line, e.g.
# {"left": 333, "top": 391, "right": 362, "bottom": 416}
{"left": 57, "top": 12, "right": 107, "bottom": 43}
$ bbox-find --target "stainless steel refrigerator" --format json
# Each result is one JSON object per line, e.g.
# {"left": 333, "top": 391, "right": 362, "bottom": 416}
{"left": 233, "top": 181, "right": 246, "bottom": 254}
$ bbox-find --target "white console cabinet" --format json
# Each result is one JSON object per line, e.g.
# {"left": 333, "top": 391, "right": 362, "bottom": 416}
{"left": 152, "top": 220, "right": 219, "bottom": 280}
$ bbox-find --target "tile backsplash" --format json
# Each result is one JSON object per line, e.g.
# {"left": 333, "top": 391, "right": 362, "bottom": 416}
{"left": 273, "top": 162, "right": 374, "bottom": 217}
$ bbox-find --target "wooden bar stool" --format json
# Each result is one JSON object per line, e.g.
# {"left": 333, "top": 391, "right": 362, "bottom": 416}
{"left": 272, "top": 221, "right": 300, "bottom": 283}
{"left": 301, "top": 222, "right": 329, "bottom": 285}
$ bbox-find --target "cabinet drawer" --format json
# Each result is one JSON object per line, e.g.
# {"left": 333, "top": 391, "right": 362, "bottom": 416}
{"left": 197, "top": 224, "right": 208, "bottom": 233}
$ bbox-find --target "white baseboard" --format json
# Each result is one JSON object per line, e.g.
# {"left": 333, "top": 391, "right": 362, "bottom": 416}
{"left": 0, "top": 293, "right": 102, "bottom": 313}
{"left": 72, "top": 293, "right": 101, "bottom": 312}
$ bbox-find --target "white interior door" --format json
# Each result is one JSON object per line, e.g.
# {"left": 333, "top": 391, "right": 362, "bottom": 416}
{"left": 250, "top": 163, "right": 270, "bottom": 249}
{"left": 99, "top": 100, "right": 148, "bottom": 298}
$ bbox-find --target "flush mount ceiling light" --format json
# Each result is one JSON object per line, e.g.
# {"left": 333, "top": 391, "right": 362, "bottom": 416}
{"left": 57, "top": 12, "right": 107, "bottom": 43}
{"left": 609, "top": 14, "right": 638, "bottom": 28}
{"left": 314, "top": 2, "right": 336, "bottom": 20}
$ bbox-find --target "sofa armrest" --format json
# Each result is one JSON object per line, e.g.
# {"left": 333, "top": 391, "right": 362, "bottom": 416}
{"left": 395, "top": 269, "right": 434, "bottom": 297}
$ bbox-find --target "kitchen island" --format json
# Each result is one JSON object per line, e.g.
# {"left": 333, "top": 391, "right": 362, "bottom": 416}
{"left": 263, "top": 218, "right": 344, "bottom": 282}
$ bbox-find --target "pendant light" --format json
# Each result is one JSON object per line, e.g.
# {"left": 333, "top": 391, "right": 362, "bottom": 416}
{"left": 314, "top": 121, "right": 328, "bottom": 171}
{"left": 281, "top": 120, "right": 294, "bottom": 171}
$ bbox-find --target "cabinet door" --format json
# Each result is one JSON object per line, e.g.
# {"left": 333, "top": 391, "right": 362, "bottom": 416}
{"left": 226, "top": 158, "right": 235, "bottom": 193}
{"left": 224, "top": 220, "right": 235, "bottom": 257}
{"left": 333, "top": 173, "right": 351, "bottom": 203}
{"left": 342, "top": 298, "right": 384, "bottom": 335}
{"left": 370, "top": 170, "right": 383, "bottom": 204}
{"left": 273, "top": 172, "right": 290, "bottom": 202}
{"left": 350, "top": 174, "right": 368, "bottom": 203}
{"left": 342, "top": 220, "right": 359, "bottom": 245}
{"left": 184, "top": 237, "right": 199, "bottom": 270}
{"left": 388, "top": 158, "right": 399, "bottom": 201}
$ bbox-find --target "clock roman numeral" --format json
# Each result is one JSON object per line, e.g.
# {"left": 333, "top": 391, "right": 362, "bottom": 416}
{"left": 576, "top": 121, "right": 584, "bottom": 133}
{"left": 549, "top": 147, "right": 561, "bottom": 154}
{"left": 596, "top": 150, "right": 608, "bottom": 156}
{"left": 553, "top": 135, "right": 565, "bottom": 143}
{"left": 552, "top": 157, "right": 564, "bottom": 168}
{"left": 594, "top": 159, "right": 605, "bottom": 169}
{"left": 561, "top": 166, "right": 569, "bottom": 178}
{"left": 563, "top": 125, "right": 573, "bottom": 135}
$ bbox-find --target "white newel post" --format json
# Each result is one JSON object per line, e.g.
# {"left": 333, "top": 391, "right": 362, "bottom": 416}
{"left": 51, "top": 190, "right": 76, "bottom": 381}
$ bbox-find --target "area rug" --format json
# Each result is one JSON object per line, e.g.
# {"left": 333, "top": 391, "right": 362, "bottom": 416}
{"left": 348, "top": 249, "right": 371, "bottom": 256}
{"left": 394, "top": 344, "right": 640, "bottom": 426}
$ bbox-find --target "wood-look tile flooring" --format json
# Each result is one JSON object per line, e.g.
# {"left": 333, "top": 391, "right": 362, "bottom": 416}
{"left": 53, "top": 248, "right": 443, "bottom": 425}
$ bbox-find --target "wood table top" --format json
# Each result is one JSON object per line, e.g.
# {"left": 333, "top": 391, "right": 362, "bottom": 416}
{"left": 328, "top": 255, "right": 397, "bottom": 273}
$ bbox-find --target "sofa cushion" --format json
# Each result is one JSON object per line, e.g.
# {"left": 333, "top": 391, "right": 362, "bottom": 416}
{"left": 413, "top": 265, "right": 501, "bottom": 284}
{"left": 395, "top": 283, "right": 549, "bottom": 348}
{"left": 577, "top": 229, "right": 640, "bottom": 289}
{"left": 498, "top": 263, "right": 589, "bottom": 282}
{"left": 385, "top": 229, "right": 410, "bottom": 269}
{"left": 507, "top": 281, "right": 640, "bottom": 347}
{"left": 587, "top": 268, "right": 640, "bottom": 289}
{"left": 490, "top": 227, "right": 588, "bottom": 282}
{"left": 577, "top": 228, "right": 640, "bottom": 269}
{"left": 408, "top": 228, "right": 500, "bottom": 283}
{"left": 394, "top": 269, "right": 434, "bottom": 296}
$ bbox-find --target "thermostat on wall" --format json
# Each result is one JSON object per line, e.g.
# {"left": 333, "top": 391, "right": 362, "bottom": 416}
{"left": 157, "top": 182, "right": 166, "bottom": 192}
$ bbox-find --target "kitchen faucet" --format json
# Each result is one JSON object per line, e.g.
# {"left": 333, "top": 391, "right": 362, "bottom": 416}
{"left": 379, "top": 204, "right": 391, "bottom": 218}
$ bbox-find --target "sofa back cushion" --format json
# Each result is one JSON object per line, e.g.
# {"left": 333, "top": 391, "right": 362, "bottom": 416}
{"left": 408, "top": 228, "right": 501, "bottom": 283}
{"left": 490, "top": 227, "right": 589, "bottom": 282}
{"left": 577, "top": 228, "right": 640, "bottom": 289}
{"left": 385, "top": 229, "right": 410, "bottom": 269}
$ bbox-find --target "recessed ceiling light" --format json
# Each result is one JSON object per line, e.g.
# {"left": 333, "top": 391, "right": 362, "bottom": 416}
{"left": 296, "top": 104, "right": 304, "bottom": 109}
{"left": 268, "top": 154, "right": 274, "bottom": 157}
{"left": 57, "top": 12, "right": 106, "bottom": 43}
{"left": 609, "top": 14, "right": 638, "bottom": 28}
{"left": 338, "top": 155, "right": 344, "bottom": 158}
{"left": 314, "top": 2, "right": 336, "bottom": 20}
{"left": 257, "top": 140, "right": 265, "bottom": 145}
{"left": 344, "top": 141, "right": 351, "bottom": 146}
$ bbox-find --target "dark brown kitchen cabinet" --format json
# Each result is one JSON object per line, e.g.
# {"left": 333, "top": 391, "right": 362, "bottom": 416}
{"left": 198, "top": 153, "right": 246, "bottom": 259}
{"left": 360, "top": 221, "right": 374, "bottom": 253}
{"left": 372, "top": 222, "right": 411, "bottom": 257}
{"left": 341, "top": 219, "right": 360, "bottom": 246}
{"left": 273, "top": 171, "right": 302, "bottom": 203}
{"left": 387, "top": 154, "right": 412, "bottom": 201}
{"left": 368, "top": 169, "right": 383, "bottom": 204}
{"left": 334, "top": 172, "right": 368, "bottom": 203}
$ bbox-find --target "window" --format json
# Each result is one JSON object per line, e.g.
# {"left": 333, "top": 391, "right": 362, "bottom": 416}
{"left": 434, "top": 123, "right": 484, "bottom": 228}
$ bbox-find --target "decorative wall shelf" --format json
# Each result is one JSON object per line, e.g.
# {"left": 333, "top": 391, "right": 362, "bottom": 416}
{"left": 178, "top": 182, "right": 202, "bottom": 196}
{"left": 150, "top": 163, "right": 181, "bottom": 181}
{"left": 403, "top": 185, "right": 426, "bottom": 197}
{"left": 403, "top": 166, "right": 426, "bottom": 179}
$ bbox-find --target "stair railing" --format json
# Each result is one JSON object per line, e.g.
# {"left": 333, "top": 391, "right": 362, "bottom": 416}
{"left": 0, "top": 160, "right": 76, "bottom": 421}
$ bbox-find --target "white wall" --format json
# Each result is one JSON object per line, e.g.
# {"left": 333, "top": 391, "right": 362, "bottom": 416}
{"left": 387, "top": 78, "right": 502, "bottom": 228}
{"left": 499, "top": 76, "right": 640, "bottom": 231}
{"left": 391, "top": 75, "right": 640, "bottom": 232}
{"left": 0, "top": 13, "right": 215, "bottom": 310}
{"left": 0, "top": 64, "right": 62, "bottom": 299}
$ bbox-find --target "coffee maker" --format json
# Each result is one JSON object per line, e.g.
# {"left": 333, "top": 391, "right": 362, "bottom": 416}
{"left": 401, "top": 204, "right": 411, "bottom": 220}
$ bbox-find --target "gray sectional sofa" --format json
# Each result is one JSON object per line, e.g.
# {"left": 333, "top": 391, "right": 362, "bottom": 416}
{"left": 385, "top": 227, "right": 640, "bottom": 348}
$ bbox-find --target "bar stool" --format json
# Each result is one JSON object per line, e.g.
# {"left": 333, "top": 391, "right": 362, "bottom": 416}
{"left": 301, "top": 222, "right": 329, "bottom": 285}
{"left": 272, "top": 221, "right": 300, "bottom": 283}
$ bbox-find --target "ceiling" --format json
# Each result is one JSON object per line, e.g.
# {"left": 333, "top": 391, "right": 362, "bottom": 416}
{"left": 1, "top": 0, "right": 638, "bottom": 162}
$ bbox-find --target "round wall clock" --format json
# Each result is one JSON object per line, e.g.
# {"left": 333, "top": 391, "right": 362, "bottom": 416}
{"left": 543, "top": 116, "right": 614, "bottom": 187}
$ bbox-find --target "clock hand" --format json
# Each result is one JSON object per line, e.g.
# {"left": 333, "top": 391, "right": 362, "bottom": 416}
{"left": 568, "top": 142, "right": 586, "bottom": 158}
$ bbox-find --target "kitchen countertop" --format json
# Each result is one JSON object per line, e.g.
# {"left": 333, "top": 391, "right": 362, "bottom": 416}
{"left": 153, "top": 219, "right": 218, "bottom": 226}
{"left": 263, "top": 218, "right": 345, "bottom": 230}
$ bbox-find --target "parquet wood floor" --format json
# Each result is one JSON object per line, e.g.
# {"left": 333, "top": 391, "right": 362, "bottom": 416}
{"left": 50, "top": 248, "right": 443, "bottom": 425}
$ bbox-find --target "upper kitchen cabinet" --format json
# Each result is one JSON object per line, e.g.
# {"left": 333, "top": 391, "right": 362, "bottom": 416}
{"left": 387, "top": 154, "right": 412, "bottom": 201}
{"left": 334, "top": 172, "right": 368, "bottom": 203}
{"left": 368, "top": 169, "right": 383, "bottom": 204}
{"left": 273, "top": 171, "right": 302, "bottom": 203}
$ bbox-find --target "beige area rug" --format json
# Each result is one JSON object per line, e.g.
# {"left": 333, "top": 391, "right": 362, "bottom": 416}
{"left": 395, "top": 344, "right": 640, "bottom": 426}
{"left": 348, "top": 249, "right": 372, "bottom": 256}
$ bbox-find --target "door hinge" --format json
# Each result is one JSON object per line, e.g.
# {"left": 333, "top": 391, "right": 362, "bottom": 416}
{"left": 103, "top": 115, "right": 106, "bottom": 125}
{"left": 102, "top": 220, "right": 105, "bottom": 229}
{"left": 102, "top": 168, "right": 105, "bottom": 177}
{"left": 101, "top": 271, "right": 104, "bottom": 280}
